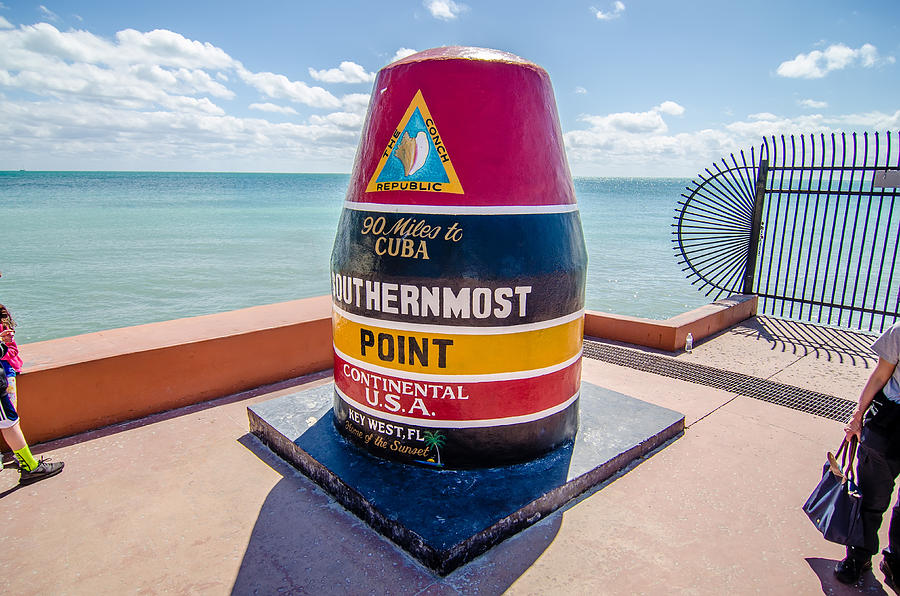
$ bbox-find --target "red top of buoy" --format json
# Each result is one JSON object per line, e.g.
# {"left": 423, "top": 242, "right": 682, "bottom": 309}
{"left": 346, "top": 46, "right": 575, "bottom": 208}
{"left": 390, "top": 46, "right": 536, "bottom": 67}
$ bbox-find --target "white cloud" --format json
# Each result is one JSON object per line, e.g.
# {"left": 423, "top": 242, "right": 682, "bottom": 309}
{"left": 390, "top": 48, "right": 418, "bottom": 63}
{"left": 308, "top": 61, "right": 375, "bottom": 84}
{"left": 581, "top": 110, "right": 668, "bottom": 134}
{"left": 0, "top": 98, "right": 361, "bottom": 171}
{"left": 0, "top": 21, "right": 371, "bottom": 171}
{"left": 249, "top": 102, "right": 298, "bottom": 115}
{"left": 564, "top": 104, "right": 900, "bottom": 176}
{"left": 424, "top": 0, "right": 467, "bottom": 21}
{"left": 575, "top": 86, "right": 588, "bottom": 95}
{"left": 776, "top": 43, "right": 894, "bottom": 79}
{"left": 800, "top": 98, "right": 828, "bottom": 109}
{"left": 38, "top": 5, "right": 60, "bottom": 22}
{"left": 656, "top": 101, "right": 685, "bottom": 116}
{"left": 0, "top": 24, "right": 243, "bottom": 111}
{"left": 114, "top": 28, "right": 234, "bottom": 69}
{"left": 162, "top": 95, "right": 224, "bottom": 115}
{"left": 747, "top": 112, "right": 778, "bottom": 121}
{"left": 0, "top": 23, "right": 342, "bottom": 110}
{"left": 0, "top": 17, "right": 12, "bottom": 30}
{"left": 576, "top": 101, "right": 684, "bottom": 136}
{"left": 593, "top": 1, "right": 625, "bottom": 21}
{"left": 235, "top": 67, "right": 341, "bottom": 109}
{"left": 340, "top": 92, "right": 370, "bottom": 112}
{"left": 309, "top": 111, "right": 365, "bottom": 129}
{"left": 10, "top": 19, "right": 891, "bottom": 178}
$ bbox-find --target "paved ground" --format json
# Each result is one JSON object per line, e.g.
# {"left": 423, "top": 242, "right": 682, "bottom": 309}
{"left": 0, "top": 315, "right": 893, "bottom": 595}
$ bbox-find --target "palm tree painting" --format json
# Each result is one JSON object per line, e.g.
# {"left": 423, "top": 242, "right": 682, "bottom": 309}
{"left": 422, "top": 430, "right": 447, "bottom": 466}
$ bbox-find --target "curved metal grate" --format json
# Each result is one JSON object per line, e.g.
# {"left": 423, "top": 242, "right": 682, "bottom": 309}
{"left": 672, "top": 149, "right": 761, "bottom": 299}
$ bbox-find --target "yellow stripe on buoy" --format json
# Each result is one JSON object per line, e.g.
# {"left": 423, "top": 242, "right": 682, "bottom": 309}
{"left": 332, "top": 309, "right": 583, "bottom": 376}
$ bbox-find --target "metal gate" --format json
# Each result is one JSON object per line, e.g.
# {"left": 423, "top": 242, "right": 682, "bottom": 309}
{"left": 673, "top": 131, "right": 900, "bottom": 333}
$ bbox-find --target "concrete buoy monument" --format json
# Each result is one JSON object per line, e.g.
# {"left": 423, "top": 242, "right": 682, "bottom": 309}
{"left": 330, "top": 46, "right": 588, "bottom": 468}
{"left": 249, "top": 46, "right": 684, "bottom": 574}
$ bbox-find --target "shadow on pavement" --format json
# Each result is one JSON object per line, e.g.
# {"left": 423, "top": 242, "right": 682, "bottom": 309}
{"left": 734, "top": 316, "right": 878, "bottom": 366}
{"left": 806, "top": 557, "right": 889, "bottom": 595}
{"left": 232, "top": 433, "right": 562, "bottom": 595}
{"left": 0, "top": 482, "right": 22, "bottom": 499}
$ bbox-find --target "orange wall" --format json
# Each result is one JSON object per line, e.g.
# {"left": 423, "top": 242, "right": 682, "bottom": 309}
{"left": 8, "top": 293, "right": 756, "bottom": 447}
{"left": 12, "top": 296, "right": 333, "bottom": 445}
{"left": 584, "top": 294, "right": 757, "bottom": 352}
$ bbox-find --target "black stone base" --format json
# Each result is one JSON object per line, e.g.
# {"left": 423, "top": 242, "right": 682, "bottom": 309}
{"left": 247, "top": 382, "right": 684, "bottom": 575}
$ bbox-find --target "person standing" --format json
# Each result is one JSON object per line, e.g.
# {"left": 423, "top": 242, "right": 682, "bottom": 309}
{"left": 0, "top": 325, "right": 64, "bottom": 485}
{"left": 835, "top": 322, "right": 900, "bottom": 585}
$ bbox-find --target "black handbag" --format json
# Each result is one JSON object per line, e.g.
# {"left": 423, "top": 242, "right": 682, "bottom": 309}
{"left": 803, "top": 437, "right": 865, "bottom": 547}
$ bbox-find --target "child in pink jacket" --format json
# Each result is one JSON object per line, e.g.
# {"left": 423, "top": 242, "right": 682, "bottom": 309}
{"left": 0, "top": 303, "right": 64, "bottom": 484}
{"left": 0, "top": 303, "right": 23, "bottom": 406}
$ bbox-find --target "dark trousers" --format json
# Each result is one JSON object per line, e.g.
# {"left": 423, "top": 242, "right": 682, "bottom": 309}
{"left": 853, "top": 442, "right": 900, "bottom": 558}
{"left": 851, "top": 393, "right": 900, "bottom": 559}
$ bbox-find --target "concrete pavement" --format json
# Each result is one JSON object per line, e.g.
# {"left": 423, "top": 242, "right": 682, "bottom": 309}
{"left": 0, "top": 316, "right": 890, "bottom": 595}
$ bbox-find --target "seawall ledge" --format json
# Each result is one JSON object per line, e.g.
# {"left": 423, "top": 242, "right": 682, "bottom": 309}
{"left": 13, "top": 295, "right": 333, "bottom": 445}
{"left": 9, "top": 293, "right": 755, "bottom": 447}
{"left": 22, "top": 296, "right": 333, "bottom": 371}
{"left": 584, "top": 294, "right": 757, "bottom": 352}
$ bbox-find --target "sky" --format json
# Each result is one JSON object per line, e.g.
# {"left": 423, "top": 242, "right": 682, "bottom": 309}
{"left": 0, "top": 0, "right": 897, "bottom": 177}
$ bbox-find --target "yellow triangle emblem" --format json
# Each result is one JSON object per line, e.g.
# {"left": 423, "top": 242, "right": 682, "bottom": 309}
{"left": 366, "top": 90, "right": 464, "bottom": 194}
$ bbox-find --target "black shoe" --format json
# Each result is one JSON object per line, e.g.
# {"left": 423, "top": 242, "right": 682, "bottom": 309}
{"left": 18, "top": 458, "right": 64, "bottom": 485}
{"left": 835, "top": 555, "right": 872, "bottom": 584}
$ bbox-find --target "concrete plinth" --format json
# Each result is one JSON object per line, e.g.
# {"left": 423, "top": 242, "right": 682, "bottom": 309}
{"left": 247, "top": 382, "right": 684, "bottom": 575}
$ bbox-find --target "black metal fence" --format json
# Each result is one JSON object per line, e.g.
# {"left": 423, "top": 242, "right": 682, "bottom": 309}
{"left": 673, "top": 131, "right": 900, "bottom": 333}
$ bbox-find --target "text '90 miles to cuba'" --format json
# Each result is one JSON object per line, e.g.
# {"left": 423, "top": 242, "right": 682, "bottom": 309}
{"left": 359, "top": 214, "right": 462, "bottom": 260}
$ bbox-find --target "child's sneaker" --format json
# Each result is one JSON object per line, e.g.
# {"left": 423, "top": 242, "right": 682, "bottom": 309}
{"left": 18, "top": 457, "right": 64, "bottom": 485}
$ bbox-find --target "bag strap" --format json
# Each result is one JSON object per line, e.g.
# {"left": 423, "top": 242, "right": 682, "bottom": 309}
{"left": 835, "top": 438, "right": 849, "bottom": 462}
{"left": 827, "top": 437, "right": 858, "bottom": 484}
{"left": 842, "top": 436, "right": 859, "bottom": 484}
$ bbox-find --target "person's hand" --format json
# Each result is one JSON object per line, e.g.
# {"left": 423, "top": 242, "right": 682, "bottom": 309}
{"left": 0, "top": 329, "right": 12, "bottom": 344}
{"left": 845, "top": 411, "right": 864, "bottom": 442}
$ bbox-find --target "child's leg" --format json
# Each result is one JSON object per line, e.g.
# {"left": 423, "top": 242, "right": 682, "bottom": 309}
{"left": 1, "top": 420, "right": 64, "bottom": 484}
{"left": 0, "top": 384, "right": 39, "bottom": 471}
{"left": 1, "top": 424, "right": 39, "bottom": 471}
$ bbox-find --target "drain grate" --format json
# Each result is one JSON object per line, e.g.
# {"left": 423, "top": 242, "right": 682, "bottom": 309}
{"left": 582, "top": 340, "right": 856, "bottom": 422}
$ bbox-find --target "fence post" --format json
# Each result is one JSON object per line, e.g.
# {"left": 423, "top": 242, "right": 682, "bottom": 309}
{"left": 743, "top": 159, "right": 768, "bottom": 294}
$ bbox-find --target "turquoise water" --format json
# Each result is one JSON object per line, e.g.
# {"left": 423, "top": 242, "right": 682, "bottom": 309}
{"left": 0, "top": 172, "right": 706, "bottom": 343}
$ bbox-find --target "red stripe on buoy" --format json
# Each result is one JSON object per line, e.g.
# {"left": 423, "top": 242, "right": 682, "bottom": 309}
{"left": 334, "top": 353, "right": 582, "bottom": 423}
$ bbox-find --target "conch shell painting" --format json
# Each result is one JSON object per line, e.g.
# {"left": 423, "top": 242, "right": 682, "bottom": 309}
{"left": 395, "top": 131, "right": 429, "bottom": 176}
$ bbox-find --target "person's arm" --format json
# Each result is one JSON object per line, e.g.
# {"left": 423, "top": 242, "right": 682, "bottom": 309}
{"left": 845, "top": 357, "right": 898, "bottom": 441}
{"left": 1, "top": 334, "right": 18, "bottom": 361}
{"left": 0, "top": 332, "right": 9, "bottom": 359}
{"left": 0, "top": 332, "right": 22, "bottom": 371}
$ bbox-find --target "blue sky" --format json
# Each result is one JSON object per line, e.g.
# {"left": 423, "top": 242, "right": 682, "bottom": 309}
{"left": 0, "top": 0, "right": 897, "bottom": 176}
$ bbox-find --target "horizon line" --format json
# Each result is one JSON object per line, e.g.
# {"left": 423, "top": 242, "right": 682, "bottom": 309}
{"left": 0, "top": 170, "right": 694, "bottom": 180}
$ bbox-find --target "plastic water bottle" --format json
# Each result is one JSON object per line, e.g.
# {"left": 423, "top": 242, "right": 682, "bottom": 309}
{"left": 685, "top": 333, "right": 694, "bottom": 353}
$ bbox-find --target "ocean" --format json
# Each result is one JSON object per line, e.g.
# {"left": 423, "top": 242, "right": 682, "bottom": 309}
{"left": 0, "top": 171, "right": 708, "bottom": 344}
